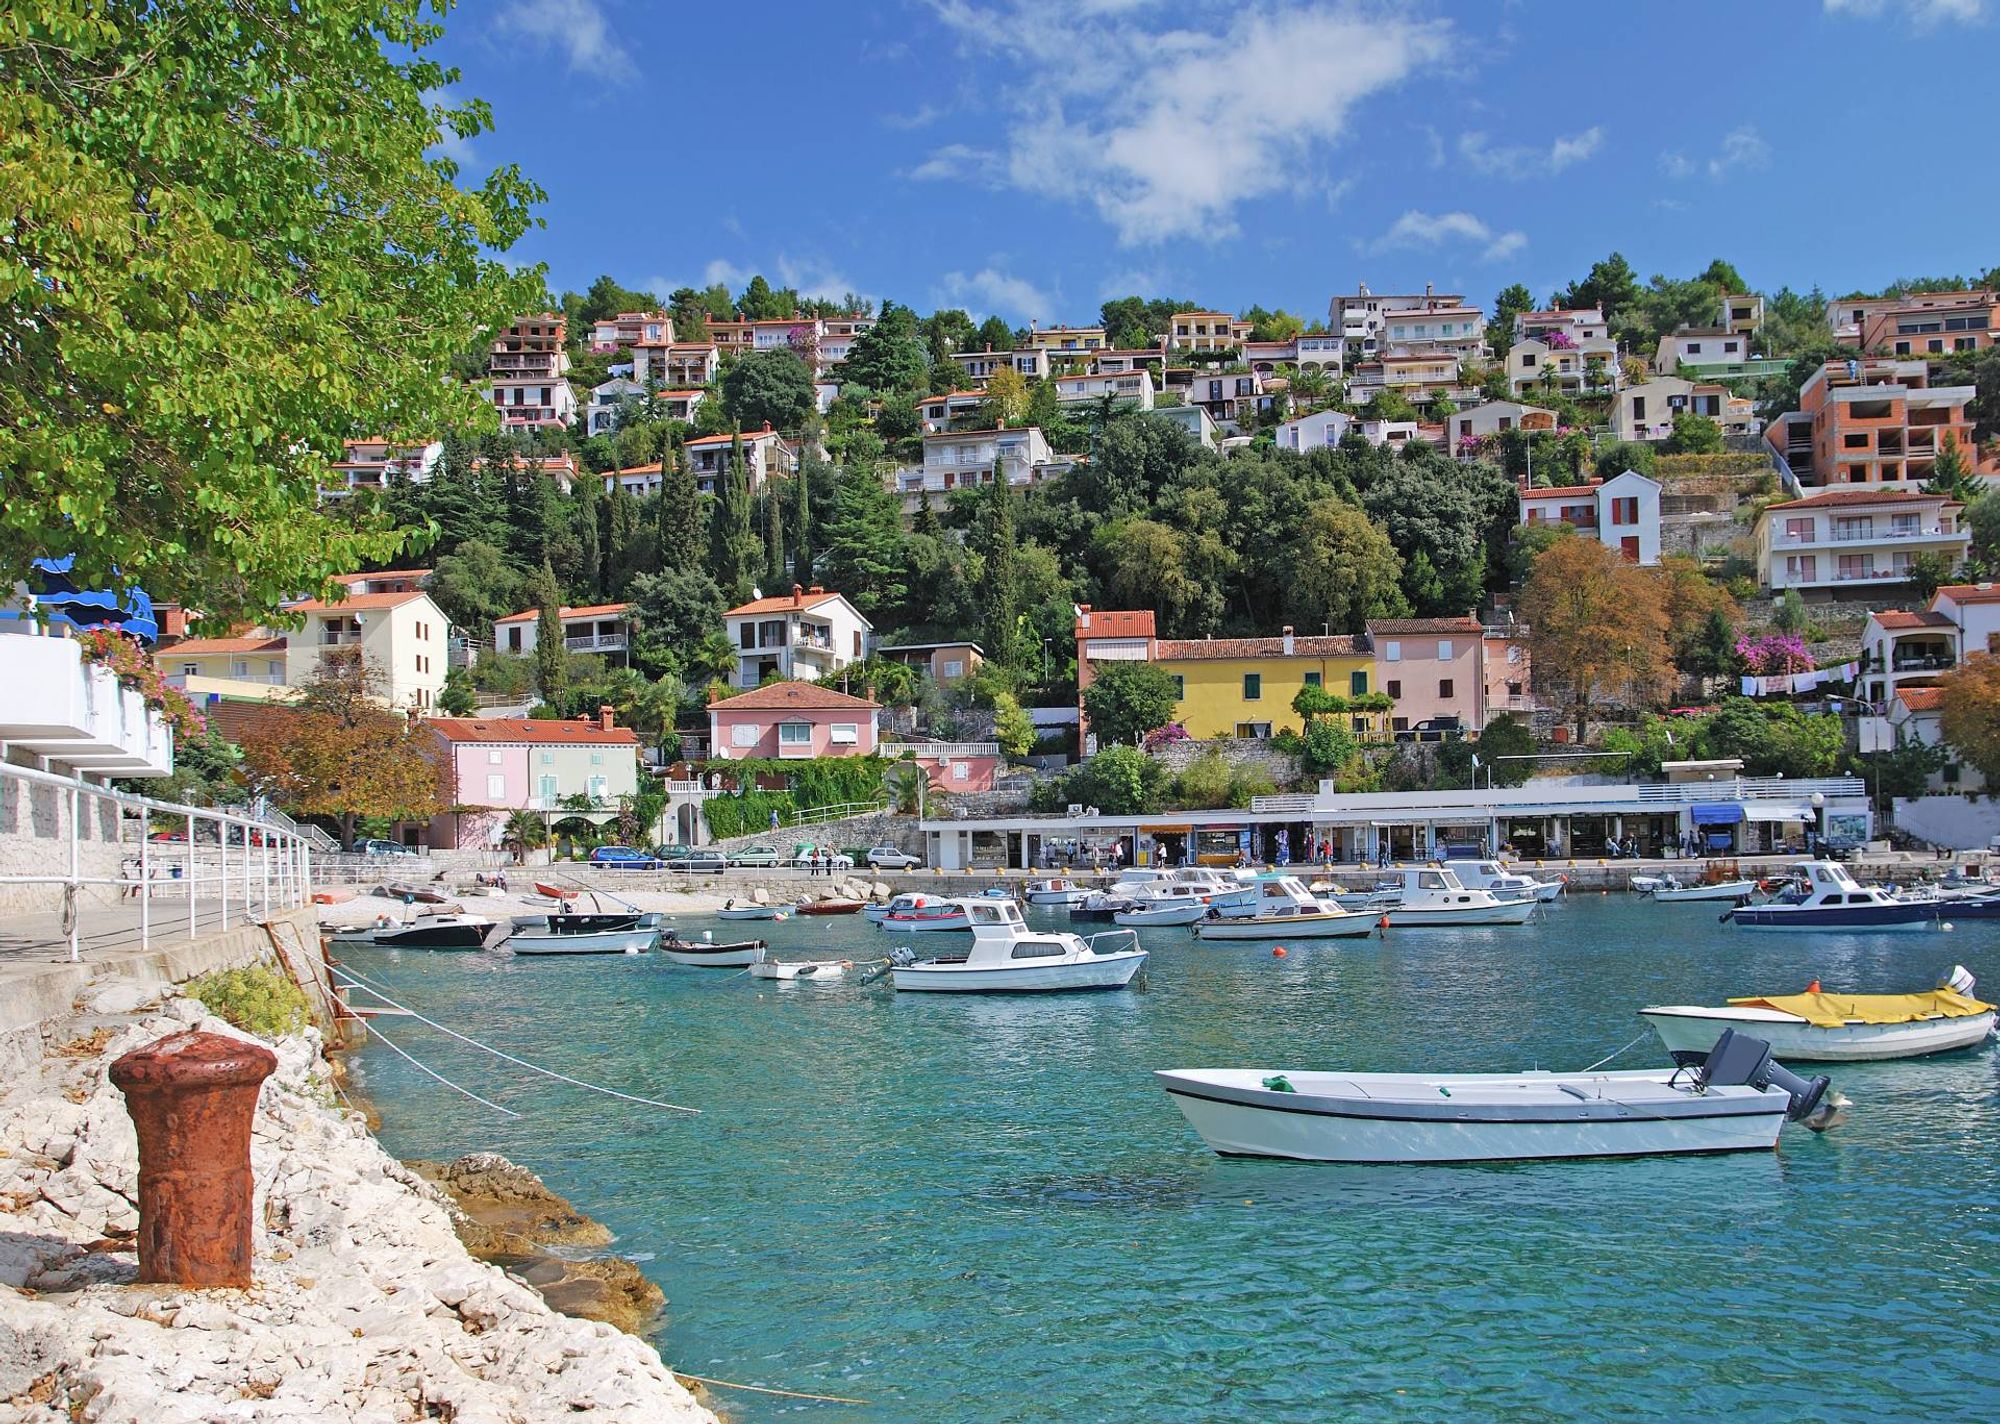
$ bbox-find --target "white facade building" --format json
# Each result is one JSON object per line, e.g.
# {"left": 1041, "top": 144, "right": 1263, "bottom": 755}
{"left": 1517, "top": 470, "right": 1663, "bottom": 565}
{"left": 723, "top": 586, "right": 872, "bottom": 688}
{"left": 1755, "top": 488, "right": 1968, "bottom": 595}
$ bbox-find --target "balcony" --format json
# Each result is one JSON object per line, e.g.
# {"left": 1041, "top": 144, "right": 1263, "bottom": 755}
{"left": 0, "top": 634, "right": 175, "bottom": 777}
{"left": 564, "top": 633, "right": 629, "bottom": 653}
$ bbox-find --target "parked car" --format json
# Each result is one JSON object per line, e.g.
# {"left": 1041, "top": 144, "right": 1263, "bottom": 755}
{"left": 651, "top": 844, "right": 696, "bottom": 862}
{"left": 147, "top": 830, "right": 188, "bottom": 843}
{"left": 1396, "top": 717, "right": 1464, "bottom": 744}
{"left": 865, "top": 846, "right": 923, "bottom": 870}
{"left": 589, "top": 845, "right": 664, "bottom": 869}
{"left": 784, "top": 850, "right": 855, "bottom": 869}
{"left": 729, "top": 845, "right": 783, "bottom": 868}
{"left": 677, "top": 850, "right": 728, "bottom": 874}
{"left": 357, "top": 838, "right": 418, "bottom": 857}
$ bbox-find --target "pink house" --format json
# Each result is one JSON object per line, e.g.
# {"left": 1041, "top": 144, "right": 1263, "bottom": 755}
{"left": 1367, "top": 616, "right": 1488, "bottom": 734}
{"left": 424, "top": 710, "right": 641, "bottom": 849}
{"left": 707, "top": 682, "right": 881, "bottom": 761}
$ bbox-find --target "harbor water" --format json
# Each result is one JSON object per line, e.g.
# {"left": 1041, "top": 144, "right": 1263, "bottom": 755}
{"left": 347, "top": 896, "right": 2000, "bottom": 1421}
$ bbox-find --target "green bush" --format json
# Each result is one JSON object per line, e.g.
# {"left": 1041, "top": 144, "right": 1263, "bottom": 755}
{"left": 187, "top": 963, "right": 312, "bottom": 1041}
{"left": 702, "top": 790, "right": 797, "bottom": 840}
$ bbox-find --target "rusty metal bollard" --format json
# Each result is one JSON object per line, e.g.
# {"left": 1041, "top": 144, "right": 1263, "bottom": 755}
{"left": 109, "top": 1030, "right": 278, "bottom": 1288}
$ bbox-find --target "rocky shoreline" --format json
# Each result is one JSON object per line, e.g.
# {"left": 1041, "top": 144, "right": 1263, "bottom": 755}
{"left": 0, "top": 988, "right": 715, "bottom": 1423}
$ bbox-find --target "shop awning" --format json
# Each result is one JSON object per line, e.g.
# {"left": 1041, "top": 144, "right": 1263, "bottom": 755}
{"left": 1744, "top": 804, "right": 1814, "bottom": 823}
{"left": 1689, "top": 803, "right": 1744, "bottom": 825}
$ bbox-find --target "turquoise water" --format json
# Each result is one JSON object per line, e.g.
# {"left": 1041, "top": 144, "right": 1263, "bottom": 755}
{"left": 346, "top": 899, "right": 2000, "bottom": 1422}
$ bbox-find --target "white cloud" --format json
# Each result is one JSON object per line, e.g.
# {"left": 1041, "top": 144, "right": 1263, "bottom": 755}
{"left": 1660, "top": 125, "right": 1770, "bottom": 180}
{"left": 936, "top": 268, "right": 1056, "bottom": 324}
{"left": 702, "top": 259, "right": 751, "bottom": 292}
{"left": 903, "top": 143, "right": 1002, "bottom": 183}
{"left": 1366, "top": 210, "right": 1525, "bottom": 263}
{"left": 924, "top": 1, "right": 1448, "bottom": 245}
{"left": 883, "top": 103, "right": 944, "bottom": 130}
{"left": 1457, "top": 125, "right": 1604, "bottom": 179}
{"left": 1824, "top": 0, "right": 1984, "bottom": 26}
{"left": 495, "top": 0, "right": 633, "bottom": 83}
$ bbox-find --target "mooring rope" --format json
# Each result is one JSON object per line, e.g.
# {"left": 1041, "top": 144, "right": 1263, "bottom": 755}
{"left": 353, "top": 1014, "right": 521, "bottom": 1119}
{"left": 1579, "top": 1031, "right": 1652, "bottom": 1073}
{"left": 328, "top": 961, "right": 699, "bottom": 1115}
{"left": 674, "top": 1372, "right": 870, "bottom": 1406}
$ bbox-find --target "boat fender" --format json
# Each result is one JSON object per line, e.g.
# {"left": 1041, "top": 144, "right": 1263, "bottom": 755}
{"left": 1272, "top": 947, "right": 1287, "bottom": 958}
{"left": 1261, "top": 1075, "right": 1296, "bottom": 1093}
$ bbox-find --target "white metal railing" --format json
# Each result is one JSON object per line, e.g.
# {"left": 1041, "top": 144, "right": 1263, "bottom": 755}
{"left": 0, "top": 760, "right": 315, "bottom": 963}
{"left": 563, "top": 634, "right": 629, "bottom": 653}
{"left": 787, "top": 798, "right": 889, "bottom": 827}
{"left": 882, "top": 742, "right": 1001, "bottom": 760}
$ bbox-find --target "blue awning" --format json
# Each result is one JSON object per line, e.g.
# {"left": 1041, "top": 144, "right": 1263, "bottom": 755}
{"left": 1690, "top": 802, "right": 1745, "bottom": 825}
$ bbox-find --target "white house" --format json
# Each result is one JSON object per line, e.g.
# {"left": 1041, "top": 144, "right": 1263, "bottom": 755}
{"left": 282, "top": 586, "right": 454, "bottom": 710}
{"left": 1274, "top": 409, "right": 1353, "bottom": 452}
{"left": 1513, "top": 308, "right": 1608, "bottom": 344}
{"left": 329, "top": 439, "right": 443, "bottom": 495}
{"left": 1054, "top": 369, "right": 1156, "bottom": 410}
{"left": 1652, "top": 327, "right": 1752, "bottom": 375}
{"left": 950, "top": 347, "right": 1049, "bottom": 385}
{"left": 601, "top": 461, "right": 664, "bottom": 498}
{"left": 493, "top": 603, "right": 633, "bottom": 659}
{"left": 1154, "top": 403, "right": 1219, "bottom": 451}
{"left": 724, "top": 585, "right": 872, "bottom": 688}
{"left": 1446, "top": 400, "right": 1555, "bottom": 459}
{"left": 685, "top": 426, "right": 793, "bottom": 495}
{"left": 1612, "top": 378, "right": 1757, "bottom": 442}
{"left": 1506, "top": 337, "right": 1621, "bottom": 397}
{"left": 1517, "top": 470, "right": 1663, "bottom": 565}
{"left": 915, "top": 391, "right": 986, "bottom": 432}
{"left": 586, "top": 378, "right": 649, "bottom": 436}
{"left": 1754, "top": 489, "right": 1968, "bottom": 595}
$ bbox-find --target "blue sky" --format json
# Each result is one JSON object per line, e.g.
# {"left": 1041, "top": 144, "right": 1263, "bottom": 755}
{"left": 433, "top": 0, "right": 1995, "bottom": 324}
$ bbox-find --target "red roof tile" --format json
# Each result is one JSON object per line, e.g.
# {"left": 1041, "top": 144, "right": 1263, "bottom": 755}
{"left": 1520, "top": 482, "right": 1603, "bottom": 500}
{"left": 1872, "top": 610, "right": 1955, "bottom": 629}
{"left": 1366, "top": 616, "right": 1484, "bottom": 636}
{"left": 1155, "top": 636, "right": 1361, "bottom": 661}
{"left": 1896, "top": 687, "right": 1945, "bottom": 712}
{"left": 725, "top": 587, "right": 848, "bottom": 617}
{"left": 1764, "top": 489, "right": 1959, "bottom": 511}
{"left": 1075, "top": 608, "right": 1157, "bottom": 640}
{"left": 167, "top": 636, "right": 289, "bottom": 656}
{"left": 1936, "top": 584, "right": 2000, "bottom": 605}
{"left": 494, "top": 602, "right": 632, "bottom": 626}
{"left": 428, "top": 718, "right": 639, "bottom": 746}
{"left": 708, "top": 682, "right": 880, "bottom": 712}
{"left": 286, "top": 590, "right": 429, "bottom": 614}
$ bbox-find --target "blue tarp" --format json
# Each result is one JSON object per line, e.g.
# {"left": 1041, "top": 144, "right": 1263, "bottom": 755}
{"left": 1690, "top": 802, "right": 1745, "bottom": 826}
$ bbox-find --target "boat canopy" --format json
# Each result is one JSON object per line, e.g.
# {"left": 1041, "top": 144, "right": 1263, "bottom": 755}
{"left": 1726, "top": 987, "right": 1994, "bottom": 1027}
{"left": 1690, "top": 803, "right": 1744, "bottom": 825}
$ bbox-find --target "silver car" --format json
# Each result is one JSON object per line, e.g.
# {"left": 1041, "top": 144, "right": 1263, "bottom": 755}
{"left": 865, "top": 846, "right": 922, "bottom": 869}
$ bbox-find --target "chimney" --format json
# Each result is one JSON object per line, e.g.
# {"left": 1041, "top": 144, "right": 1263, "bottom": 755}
{"left": 599, "top": 705, "right": 614, "bottom": 733}
{"left": 1425, "top": 282, "right": 1434, "bottom": 298}
{"left": 1282, "top": 626, "right": 1295, "bottom": 656}
{"left": 791, "top": 583, "right": 803, "bottom": 599}
{"left": 1078, "top": 604, "right": 1091, "bottom": 629}
{"left": 809, "top": 585, "right": 824, "bottom": 595}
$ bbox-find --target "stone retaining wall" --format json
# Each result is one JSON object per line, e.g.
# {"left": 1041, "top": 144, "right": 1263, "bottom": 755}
{"left": 1148, "top": 737, "right": 1303, "bottom": 787}
{"left": 0, "top": 775, "right": 124, "bottom": 916}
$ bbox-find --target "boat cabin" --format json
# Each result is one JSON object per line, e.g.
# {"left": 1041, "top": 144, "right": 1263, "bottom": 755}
{"left": 1780, "top": 860, "right": 1896, "bottom": 907}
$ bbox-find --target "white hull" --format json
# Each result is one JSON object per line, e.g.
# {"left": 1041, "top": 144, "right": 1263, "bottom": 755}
{"left": 660, "top": 943, "right": 767, "bottom": 967}
{"left": 1649, "top": 881, "right": 1758, "bottom": 903}
{"left": 1157, "top": 1068, "right": 1787, "bottom": 1163}
{"left": 1642, "top": 1006, "right": 1996, "bottom": 1062}
{"left": 1193, "top": 912, "right": 1376, "bottom": 940}
{"left": 891, "top": 952, "right": 1146, "bottom": 993}
{"left": 717, "top": 906, "right": 786, "bottom": 921}
{"left": 507, "top": 927, "right": 658, "bottom": 955}
{"left": 1114, "top": 902, "right": 1210, "bottom": 927}
{"left": 749, "top": 959, "right": 846, "bottom": 981}
{"left": 1025, "top": 889, "right": 1090, "bottom": 906}
{"left": 877, "top": 915, "right": 972, "bottom": 933}
{"left": 1384, "top": 900, "right": 1537, "bottom": 927}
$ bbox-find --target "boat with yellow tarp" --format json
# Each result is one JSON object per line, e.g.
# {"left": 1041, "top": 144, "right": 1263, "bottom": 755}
{"left": 1641, "top": 967, "right": 1995, "bottom": 1062}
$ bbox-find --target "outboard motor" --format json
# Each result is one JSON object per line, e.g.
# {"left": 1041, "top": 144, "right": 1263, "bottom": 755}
{"left": 887, "top": 946, "right": 918, "bottom": 968}
{"left": 1943, "top": 964, "right": 1977, "bottom": 997}
{"left": 1697, "top": 1029, "right": 1838, "bottom": 1130}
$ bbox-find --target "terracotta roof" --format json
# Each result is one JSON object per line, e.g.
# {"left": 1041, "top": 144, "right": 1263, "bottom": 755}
{"left": 335, "top": 569, "right": 430, "bottom": 583}
{"left": 709, "top": 682, "right": 880, "bottom": 712}
{"left": 285, "top": 590, "right": 429, "bottom": 614}
{"left": 1521, "top": 482, "right": 1602, "bottom": 499}
{"left": 685, "top": 429, "right": 776, "bottom": 448}
{"left": 1155, "top": 636, "right": 1361, "bottom": 661}
{"left": 608, "top": 462, "right": 664, "bottom": 477}
{"left": 494, "top": 602, "right": 632, "bottom": 626}
{"left": 726, "top": 587, "right": 845, "bottom": 617}
{"left": 167, "top": 636, "right": 289, "bottom": 656}
{"left": 1366, "top": 617, "right": 1484, "bottom": 636}
{"left": 1936, "top": 584, "right": 2000, "bottom": 605}
{"left": 1076, "top": 608, "right": 1157, "bottom": 640}
{"left": 428, "top": 718, "right": 639, "bottom": 746}
{"left": 1764, "top": 489, "right": 1960, "bottom": 512}
{"left": 1872, "top": 610, "right": 1955, "bottom": 629}
{"left": 1896, "top": 687, "right": 1945, "bottom": 712}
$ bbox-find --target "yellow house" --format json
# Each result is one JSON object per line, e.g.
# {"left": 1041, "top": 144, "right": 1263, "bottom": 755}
{"left": 1156, "top": 632, "right": 1376, "bottom": 739}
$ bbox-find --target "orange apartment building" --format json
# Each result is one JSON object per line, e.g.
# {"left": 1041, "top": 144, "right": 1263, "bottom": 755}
{"left": 1829, "top": 290, "right": 1997, "bottom": 353}
{"left": 1763, "top": 358, "right": 1990, "bottom": 491}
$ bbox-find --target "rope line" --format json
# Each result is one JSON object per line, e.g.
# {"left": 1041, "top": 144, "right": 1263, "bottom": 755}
{"left": 355, "top": 1015, "right": 521, "bottom": 1119}
{"left": 329, "top": 961, "right": 699, "bottom": 1115}
{"left": 674, "top": 1372, "right": 870, "bottom": 1406}
{"left": 1579, "top": 1031, "right": 1652, "bottom": 1073}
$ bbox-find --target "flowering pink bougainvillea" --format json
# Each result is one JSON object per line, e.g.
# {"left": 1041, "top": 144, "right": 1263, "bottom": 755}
{"left": 1142, "top": 722, "right": 1191, "bottom": 751}
{"left": 1735, "top": 632, "right": 1813, "bottom": 676}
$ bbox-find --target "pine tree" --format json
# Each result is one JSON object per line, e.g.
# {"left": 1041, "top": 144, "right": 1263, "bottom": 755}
{"left": 1927, "top": 433, "right": 1973, "bottom": 500}
{"left": 914, "top": 489, "right": 940, "bottom": 538}
{"left": 763, "top": 482, "right": 786, "bottom": 591}
{"left": 655, "top": 435, "right": 703, "bottom": 574}
{"left": 708, "top": 431, "right": 757, "bottom": 602}
{"left": 821, "top": 465, "right": 908, "bottom": 618}
{"left": 792, "top": 460, "right": 813, "bottom": 587}
{"left": 533, "top": 559, "right": 568, "bottom": 710}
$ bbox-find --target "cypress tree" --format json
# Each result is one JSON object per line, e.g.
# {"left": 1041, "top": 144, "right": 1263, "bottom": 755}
{"left": 533, "top": 558, "right": 568, "bottom": 711}
{"left": 913, "top": 489, "right": 940, "bottom": 538}
{"left": 655, "top": 433, "right": 703, "bottom": 574}
{"left": 708, "top": 430, "right": 757, "bottom": 602}
{"left": 976, "top": 464, "right": 1019, "bottom": 671}
{"left": 763, "top": 482, "right": 786, "bottom": 592}
{"left": 573, "top": 475, "right": 601, "bottom": 599}
{"left": 792, "top": 460, "right": 813, "bottom": 587}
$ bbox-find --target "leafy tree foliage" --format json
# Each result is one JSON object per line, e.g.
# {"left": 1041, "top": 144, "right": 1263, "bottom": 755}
{"left": 429, "top": 539, "right": 525, "bottom": 644}
{"left": 820, "top": 467, "right": 908, "bottom": 618}
{"left": 1082, "top": 660, "right": 1181, "bottom": 746}
{"left": 973, "top": 314, "right": 1015, "bottom": 353}
{"left": 736, "top": 275, "right": 798, "bottom": 321}
{"left": 1098, "top": 296, "right": 1192, "bottom": 352}
{"left": 1472, "top": 713, "right": 1536, "bottom": 786}
{"left": 572, "top": 275, "right": 661, "bottom": 324}
{"left": 1662, "top": 411, "right": 1724, "bottom": 455}
{"left": 1490, "top": 283, "right": 1534, "bottom": 353}
{"left": 838, "top": 302, "right": 928, "bottom": 395}
{"left": 1281, "top": 498, "right": 1408, "bottom": 633}
{"left": 1520, "top": 536, "right": 1672, "bottom": 740}
{"left": 719, "top": 349, "right": 815, "bottom": 432}
{"left": 990, "top": 691, "right": 1035, "bottom": 759}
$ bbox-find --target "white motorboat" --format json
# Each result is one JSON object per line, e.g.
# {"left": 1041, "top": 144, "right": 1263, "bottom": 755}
{"left": 1191, "top": 877, "right": 1376, "bottom": 941}
{"left": 1644, "top": 875, "right": 1760, "bottom": 903}
{"left": 1380, "top": 867, "right": 1539, "bottom": 927}
{"left": 1725, "top": 861, "right": 1945, "bottom": 932}
{"left": 1164, "top": 867, "right": 1261, "bottom": 916}
{"left": 1446, "top": 860, "right": 1565, "bottom": 903}
{"left": 659, "top": 933, "right": 768, "bottom": 967}
{"left": 328, "top": 911, "right": 495, "bottom": 951}
{"left": 1157, "top": 1029, "right": 1839, "bottom": 1163}
{"left": 1642, "top": 966, "right": 1996, "bottom": 1063}
{"left": 748, "top": 958, "right": 847, "bottom": 981}
{"left": 1114, "top": 898, "right": 1211, "bottom": 927}
{"left": 717, "top": 902, "right": 789, "bottom": 922}
{"left": 507, "top": 924, "right": 660, "bottom": 955}
{"left": 888, "top": 900, "right": 1147, "bottom": 993}
{"left": 1024, "top": 877, "right": 1091, "bottom": 906}
{"left": 864, "top": 892, "right": 953, "bottom": 925}
{"left": 874, "top": 896, "right": 976, "bottom": 932}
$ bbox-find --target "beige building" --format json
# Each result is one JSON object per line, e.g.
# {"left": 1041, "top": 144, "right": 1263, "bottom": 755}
{"left": 283, "top": 588, "right": 452, "bottom": 710}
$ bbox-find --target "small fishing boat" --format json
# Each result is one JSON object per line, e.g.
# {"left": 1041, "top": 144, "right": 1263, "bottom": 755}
{"left": 1156, "top": 1028, "right": 1839, "bottom": 1164}
{"left": 794, "top": 899, "right": 865, "bottom": 917}
{"left": 1644, "top": 875, "right": 1760, "bottom": 903}
{"left": 333, "top": 911, "right": 493, "bottom": 951}
{"left": 1191, "top": 877, "right": 1376, "bottom": 941}
{"left": 1113, "top": 897, "right": 1211, "bottom": 927}
{"left": 716, "top": 901, "right": 788, "bottom": 921}
{"left": 864, "top": 892, "right": 935, "bottom": 924}
{"left": 533, "top": 882, "right": 578, "bottom": 901}
{"left": 659, "top": 933, "right": 768, "bottom": 967}
{"left": 875, "top": 898, "right": 973, "bottom": 932}
{"left": 888, "top": 900, "right": 1146, "bottom": 993}
{"left": 377, "top": 882, "right": 449, "bottom": 905}
{"left": 1447, "top": 860, "right": 1565, "bottom": 903}
{"left": 1024, "top": 877, "right": 1091, "bottom": 906}
{"left": 507, "top": 923, "right": 661, "bottom": 955}
{"left": 749, "top": 958, "right": 847, "bottom": 981}
{"left": 1641, "top": 966, "right": 1996, "bottom": 1063}
{"left": 1067, "top": 891, "right": 1138, "bottom": 922}
{"left": 519, "top": 910, "right": 644, "bottom": 933}
{"left": 1375, "top": 867, "right": 1539, "bottom": 927}
{"left": 1725, "top": 861, "right": 1944, "bottom": 932}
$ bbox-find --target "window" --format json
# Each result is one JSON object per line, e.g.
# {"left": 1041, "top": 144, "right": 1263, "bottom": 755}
{"left": 830, "top": 723, "right": 859, "bottom": 745}
{"left": 952, "top": 762, "right": 969, "bottom": 781}
{"left": 589, "top": 752, "right": 603, "bottom": 765}
{"left": 1303, "top": 671, "right": 1322, "bottom": 688}
{"left": 1437, "top": 641, "right": 1454, "bottom": 660}
{"left": 486, "top": 773, "right": 506, "bottom": 799}
{"left": 942, "top": 659, "right": 964, "bottom": 679}
{"left": 1383, "top": 640, "right": 1402, "bottom": 662}
{"left": 1611, "top": 497, "right": 1639, "bottom": 526}
{"left": 1242, "top": 673, "right": 1261, "bottom": 700}
{"left": 1631, "top": 396, "right": 1646, "bottom": 420}
{"left": 1386, "top": 679, "right": 1402, "bottom": 698}
{"left": 181, "top": 663, "right": 198, "bottom": 677}
{"left": 1929, "top": 339, "right": 1944, "bottom": 354}
{"left": 738, "top": 623, "right": 755, "bottom": 649}
{"left": 1235, "top": 722, "right": 1273, "bottom": 739}
{"left": 1784, "top": 517, "right": 1814, "bottom": 542}
{"left": 778, "top": 722, "right": 812, "bottom": 746}
{"left": 1439, "top": 679, "right": 1455, "bottom": 699}
{"left": 1350, "top": 669, "right": 1368, "bottom": 696}
{"left": 540, "top": 751, "right": 553, "bottom": 765}
{"left": 538, "top": 774, "right": 558, "bottom": 801}
{"left": 731, "top": 723, "right": 761, "bottom": 748}
{"left": 1895, "top": 341, "right": 1911, "bottom": 356}
{"left": 487, "top": 749, "right": 503, "bottom": 765}
{"left": 1686, "top": 343, "right": 1702, "bottom": 355}
{"left": 1011, "top": 941, "right": 1067, "bottom": 959}
{"left": 1168, "top": 674, "right": 1184, "bottom": 700}
{"left": 1392, "top": 716, "right": 1409, "bottom": 732}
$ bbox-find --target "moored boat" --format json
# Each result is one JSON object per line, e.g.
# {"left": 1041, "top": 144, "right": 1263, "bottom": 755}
{"left": 1156, "top": 1029, "right": 1839, "bottom": 1164}
{"left": 660, "top": 934, "right": 768, "bottom": 967}
{"left": 1113, "top": 897, "right": 1210, "bottom": 927}
{"left": 717, "top": 902, "right": 788, "bottom": 921}
{"left": 343, "top": 911, "right": 494, "bottom": 951}
{"left": 1641, "top": 967, "right": 1996, "bottom": 1063}
{"left": 875, "top": 898, "right": 974, "bottom": 932}
{"left": 1381, "top": 867, "right": 1538, "bottom": 927}
{"left": 794, "top": 899, "right": 866, "bottom": 917}
{"left": 1447, "top": 860, "right": 1565, "bottom": 903}
{"left": 507, "top": 924, "right": 661, "bottom": 955}
{"left": 749, "top": 958, "right": 847, "bottom": 981}
{"left": 1725, "top": 861, "right": 1944, "bottom": 932}
{"left": 888, "top": 899, "right": 1146, "bottom": 993}
{"left": 1191, "top": 877, "right": 1376, "bottom": 941}
{"left": 533, "top": 882, "right": 578, "bottom": 901}
{"left": 1645, "top": 875, "right": 1760, "bottom": 903}
{"left": 377, "top": 881, "right": 449, "bottom": 905}
{"left": 1023, "top": 877, "right": 1091, "bottom": 906}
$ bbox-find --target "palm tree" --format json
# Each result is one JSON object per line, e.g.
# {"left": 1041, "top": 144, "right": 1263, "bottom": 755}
{"left": 501, "top": 809, "right": 546, "bottom": 864}
{"left": 687, "top": 630, "right": 739, "bottom": 686}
